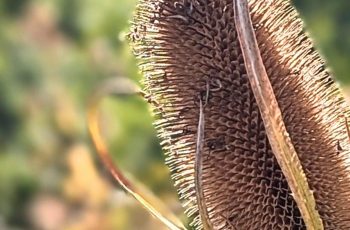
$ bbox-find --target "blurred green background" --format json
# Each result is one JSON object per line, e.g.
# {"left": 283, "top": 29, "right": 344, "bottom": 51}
{"left": 0, "top": 0, "right": 349, "bottom": 229}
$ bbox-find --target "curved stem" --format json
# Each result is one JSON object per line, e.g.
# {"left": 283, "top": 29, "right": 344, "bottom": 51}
{"left": 233, "top": 1, "right": 323, "bottom": 229}
{"left": 87, "top": 78, "right": 186, "bottom": 230}
{"left": 194, "top": 97, "right": 213, "bottom": 230}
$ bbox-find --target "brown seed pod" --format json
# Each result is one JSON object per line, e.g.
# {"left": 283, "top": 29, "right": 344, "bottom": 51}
{"left": 130, "top": 0, "right": 350, "bottom": 229}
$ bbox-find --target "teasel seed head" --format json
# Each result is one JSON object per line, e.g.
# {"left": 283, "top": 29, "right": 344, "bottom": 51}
{"left": 130, "top": 0, "right": 350, "bottom": 229}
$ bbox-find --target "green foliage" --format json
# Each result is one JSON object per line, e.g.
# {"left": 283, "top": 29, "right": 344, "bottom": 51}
{"left": 293, "top": 0, "right": 350, "bottom": 83}
{"left": 0, "top": 154, "right": 38, "bottom": 227}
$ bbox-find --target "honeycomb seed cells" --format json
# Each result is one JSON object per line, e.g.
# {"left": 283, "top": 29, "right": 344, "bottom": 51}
{"left": 130, "top": 0, "right": 350, "bottom": 229}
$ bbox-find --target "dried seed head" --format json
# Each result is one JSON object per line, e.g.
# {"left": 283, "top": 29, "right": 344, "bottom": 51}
{"left": 130, "top": 0, "right": 350, "bottom": 229}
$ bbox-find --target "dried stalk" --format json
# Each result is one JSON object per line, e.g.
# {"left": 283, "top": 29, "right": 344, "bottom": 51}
{"left": 87, "top": 78, "right": 186, "bottom": 230}
{"left": 233, "top": 0, "right": 323, "bottom": 229}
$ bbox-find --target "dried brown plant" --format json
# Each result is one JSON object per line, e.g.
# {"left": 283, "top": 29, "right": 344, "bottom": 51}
{"left": 125, "top": 0, "right": 350, "bottom": 229}
{"left": 85, "top": 1, "right": 350, "bottom": 230}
